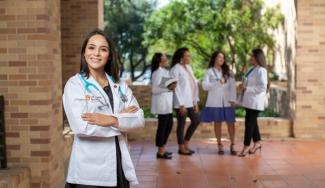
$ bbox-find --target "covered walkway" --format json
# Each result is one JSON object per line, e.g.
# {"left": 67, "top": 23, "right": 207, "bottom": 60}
{"left": 130, "top": 140, "right": 325, "bottom": 188}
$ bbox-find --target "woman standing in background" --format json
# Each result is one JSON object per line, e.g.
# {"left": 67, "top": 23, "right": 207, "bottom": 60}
{"left": 238, "top": 48, "right": 268, "bottom": 157}
{"left": 201, "top": 50, "right": 237, "bottom": 155}
{"left": 170, "top": 47, "right": 200, "bottom": 155}
{"left": 151, "top": 53, "right": 176, "bottom": 160}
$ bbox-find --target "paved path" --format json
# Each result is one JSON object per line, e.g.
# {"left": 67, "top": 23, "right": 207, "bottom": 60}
{"left": 129, "top": 140, "right": 325, "bottom": 188}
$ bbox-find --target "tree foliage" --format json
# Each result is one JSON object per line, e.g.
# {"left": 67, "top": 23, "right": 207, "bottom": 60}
{"left": 143, "top": 0, "right": 284, "bottom": 79}
{"left": 104, "top": 0, "right": 156, "bottom": 81}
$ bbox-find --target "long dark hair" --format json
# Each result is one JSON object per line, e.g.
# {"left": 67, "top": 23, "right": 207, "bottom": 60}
{"left": 171, "top": 47, "right": 189, "bottom": 67}
{"left": 252, "top": 48, "right": 267, "bottom": 68}
{"left": 208, "top": 50, "right": 231, "bottom": 81}
{"left": 252, "top": 48, "right": 269, "bottom": 91}
{"left": 151, "top": 53, "right": 163, "bottom": 76}
{"left": 80, "top": 29, "right": 120, "bottom": 83}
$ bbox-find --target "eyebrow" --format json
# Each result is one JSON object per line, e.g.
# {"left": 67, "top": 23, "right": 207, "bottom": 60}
{"left": 87, "top": 43, "right": 109, "bottom": 48}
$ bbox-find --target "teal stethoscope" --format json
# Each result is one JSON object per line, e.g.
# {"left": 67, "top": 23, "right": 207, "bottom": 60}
{"left": 79, "top": 74, "right": 129, "bottom": 108}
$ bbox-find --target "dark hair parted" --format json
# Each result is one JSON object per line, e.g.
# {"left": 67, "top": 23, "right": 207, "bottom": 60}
{"left": 252, "top": 48, "right": 267, "bottom": 68}
{"left": 252, "top": 48, "right": 270, "bottom": 91}
{"left": 208, "top": 50, "right": 232, "bottom": 82}
{"left": 151, "top": 53, "right": 163, "bottom": 76}
{"left": 171, "top": 47, "right": 189, "bottom": 67}
{"left": 80, "top": 29, "right": 120, "bottom": 83}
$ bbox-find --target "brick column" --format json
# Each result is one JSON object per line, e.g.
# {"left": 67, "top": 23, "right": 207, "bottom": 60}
{"left": 61, "top": 0, "right": 104, "bottom": 85}
{"left": 0, "top": 0, "right": 64, "bottom": 187}
{"left": 294, "top": 0, "right": 325, "bottom": 138}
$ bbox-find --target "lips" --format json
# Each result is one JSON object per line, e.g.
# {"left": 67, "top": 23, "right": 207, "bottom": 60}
{"left": 90, "top": 58, "right": 102, "bottom": 63}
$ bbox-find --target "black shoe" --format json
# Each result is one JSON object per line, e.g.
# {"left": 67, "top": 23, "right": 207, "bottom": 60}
{"left": 165, "top": 151, "right": 173, "bottom": 156}
{"left": 187, "top": 148, "right": 195, "bottom": 154}
{"left": 156, "top": 152, "right": 172, "bottom": 159}
{"left": 178, "top": 150, "right": 192, "bottom": 155}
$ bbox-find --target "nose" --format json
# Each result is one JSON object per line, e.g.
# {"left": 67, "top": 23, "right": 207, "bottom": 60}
{"left": 94, "top": 48, "right": 100, "bottom": 56}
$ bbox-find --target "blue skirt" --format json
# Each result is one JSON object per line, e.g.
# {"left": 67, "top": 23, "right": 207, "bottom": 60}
{"left": 200, "top": 107, "right": 236, "bottom": 123}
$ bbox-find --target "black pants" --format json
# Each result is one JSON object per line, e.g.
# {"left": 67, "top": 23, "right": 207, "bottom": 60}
{"left": 65, "top": 137, "right": 129, "bottom": 188}
{"left": 175, "top": 107, "right": 200, "bottom": 145}
{"left": 244, "top": 108, "right": 261, "bottom": 146}
{"left": 156, "top": 114, "right": 173, "bottom": 147}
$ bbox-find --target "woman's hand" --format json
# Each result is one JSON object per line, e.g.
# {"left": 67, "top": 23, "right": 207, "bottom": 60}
{"left": 167, "top": 83, "right": 177, "bottom": 91}
{"left": 120, "top": 105, "right": 139, "bottom": 113}
{"left": 238, "top": 83, "right": 246, "bottom": 92}
{"left": 229, "top": 101, "right": 236, "bottom": 107}
{"left": 220, "top": 77, "right": 225, "bottom": 84}
{"left": 194, "top": 104, "right": 199, "bottom": 113}
{"left": 81, "top": 113, "right": 117, "bottom": 126}
{"left": 179, "top": 106, "right": 187, "bottom": 116}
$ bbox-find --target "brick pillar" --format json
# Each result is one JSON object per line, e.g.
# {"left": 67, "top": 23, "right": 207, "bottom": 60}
{"left": 61, "top": 0, "right": 104, "bottom": 85}
{"left": 0, "top": 0, "right": 64, "bottom": 187}
{"left": 294, "top": 0, "right": 325, "bottom": 138}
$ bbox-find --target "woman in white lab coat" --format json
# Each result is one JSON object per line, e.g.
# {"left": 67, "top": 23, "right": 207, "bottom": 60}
{"left": 63, "top": 29, "right": 144, "bottom": 188}
{"left": 150, "top": 53, "right": 176, "bottom": 160}
{"left": 170, "top": 47, "right": 200, "bottom": 155}
{"left": 201, "top": 50, "right": 237, "bottom": 155}
{"left": 238, "top": 48, "right": 268, "bottom": 157}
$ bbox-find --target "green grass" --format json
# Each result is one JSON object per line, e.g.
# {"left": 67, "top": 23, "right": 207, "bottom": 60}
{"left": 235, "top": 107, "right": 279, "bottom": 118}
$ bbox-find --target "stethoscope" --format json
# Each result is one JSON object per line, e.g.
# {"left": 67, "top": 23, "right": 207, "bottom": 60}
{"left": 79, "top": 74, "right": 129, "bottom": 109}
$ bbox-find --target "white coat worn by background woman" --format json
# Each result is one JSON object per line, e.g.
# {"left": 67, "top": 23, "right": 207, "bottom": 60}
{"left": 150, "top": 52, "right": 176, "bottom": 160}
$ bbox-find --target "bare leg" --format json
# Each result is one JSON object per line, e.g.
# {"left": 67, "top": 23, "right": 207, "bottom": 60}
{"left": 227, "top": 123, "right": 237, "bottom": 155}
{"left": 158, "top": 146, "right": 165, "bottom": 155}
{"left": 226, "top": 123, "right": 235, "bottom": 145}
{"left": 214, "top": 122, "right": 222, "bottom": 144}
{"left": 214, "top": 122, "right": 224, "bottom": 154}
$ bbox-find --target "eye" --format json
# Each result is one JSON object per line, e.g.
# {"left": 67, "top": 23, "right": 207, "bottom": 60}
{"left": 87, "top": 46, "right": 95, "bottom": 50}
{"left": 101, "top": 48, "right": 108, "bottom": 52}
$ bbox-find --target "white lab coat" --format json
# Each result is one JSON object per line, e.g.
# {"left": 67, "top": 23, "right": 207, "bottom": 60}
{"left": 151, "top": 67, "right": 174, "bottom": 114}
{"left": 202, "top": 68, "right": 237, "bottom": 107}
{"left": 63, "top": 73, "right": 145, "bottom": 186}
{"left": 241, "top": 66, "right": 268, "bottom": 111}
{"left": 170, "top": 63, "right": 199, "bottom": 108}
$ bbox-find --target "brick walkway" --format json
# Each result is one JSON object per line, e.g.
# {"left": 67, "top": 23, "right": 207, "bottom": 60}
{"left": 129, "top": 140, "right": 325, "bottom": 188}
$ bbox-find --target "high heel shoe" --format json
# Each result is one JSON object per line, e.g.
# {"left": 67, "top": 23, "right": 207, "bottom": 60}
{"left": 230, "top": 144, "right": 237, "bottom": 156}
{"left": 238, "top": 147, "right": 250, "bottom": 157}
{"left": 249, "top": 145, "right": 262, "bottom": 154}
{"left": 217, "top": 143, "right": 224, "bottom": 155}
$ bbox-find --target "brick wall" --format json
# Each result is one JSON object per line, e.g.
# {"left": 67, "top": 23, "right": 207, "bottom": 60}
{"left": 0, "top": 168, "right": 30, "bottom": 188}
{"left": 129, "top": 85, "right": 151, "bottom": 108}
{"left": 61, "top": 0, "right": 104, "bottom": 85}
{"left": 294, "top": 0, "right": 325, "bottom": 138}
{"left": 0, "top": 0, "right": 64, "bottom": 187}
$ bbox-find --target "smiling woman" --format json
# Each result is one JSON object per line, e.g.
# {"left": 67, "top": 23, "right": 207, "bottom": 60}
{"left": 63, "top": 29, "right": 145, "bottom": 188}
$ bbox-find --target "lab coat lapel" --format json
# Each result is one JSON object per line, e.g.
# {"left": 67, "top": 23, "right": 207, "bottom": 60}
{"left": 106, "top": 74, "right": 120, "bottom": 114}
{"left": 87, "top": 75, "right": 114, "bottom": 113}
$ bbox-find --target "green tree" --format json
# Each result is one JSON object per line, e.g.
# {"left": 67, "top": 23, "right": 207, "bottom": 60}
{"left": 143, "top": 0, "right": 284, "bottom": 79}
{"left": 104, "top": 0, "right": 156, "bottom": 81}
